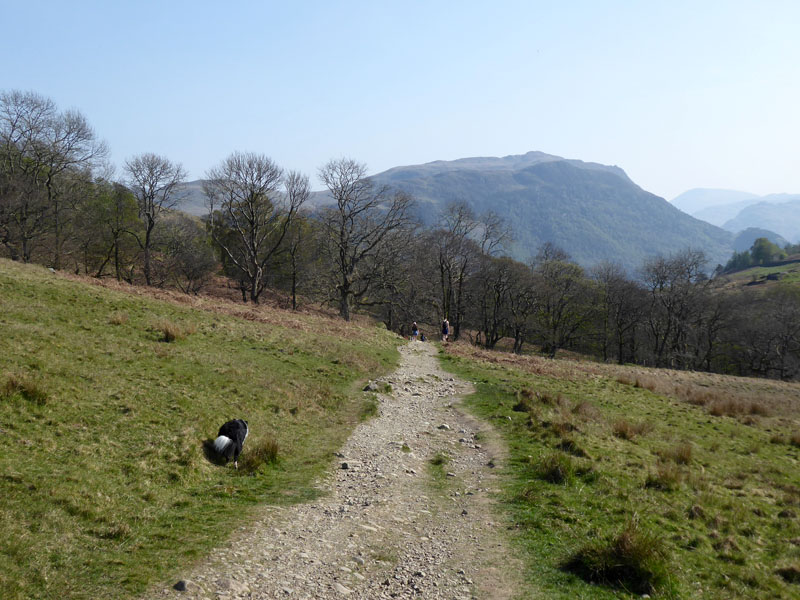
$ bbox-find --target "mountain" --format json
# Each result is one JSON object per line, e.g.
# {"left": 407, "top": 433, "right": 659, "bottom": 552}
{"left": 723, "top": 199, "right": 800, "bottom": 243}
{"left": 671, "top": 188, "right": 759, "bottom": 215}
{"left": 175, "top": 180, "right": 207, "bottom": 216}
{"left": 368, "top": 152, "right": 733, "bottom": 272}
{"left": 731, "top": 228, "right": 789, "bottom": 252}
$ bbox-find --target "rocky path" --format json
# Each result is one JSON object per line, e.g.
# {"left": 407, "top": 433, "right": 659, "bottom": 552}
{"left": 157, "top": 342, "right": 520, "bottom": 599}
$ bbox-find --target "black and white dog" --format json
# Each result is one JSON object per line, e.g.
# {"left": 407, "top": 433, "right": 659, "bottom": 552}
{"left": 213, "top": 419, "right": 249, "bottom": 469}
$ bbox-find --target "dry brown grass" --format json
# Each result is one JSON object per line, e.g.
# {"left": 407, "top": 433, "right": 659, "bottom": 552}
{"left": 1, "top": 372, "right": 48, "bottom": 405}
{"left": 238, "top": 436, "right": 279, "bottom": 473}
{"left": 108, "top": 311, "right": 128, "bottom": 325}
{"left": 791, "top": 432, "right": 800, "bottom": 448}
{"left": 644, "top": 463, "right": 684, "bottom": 491}
{"left": 707, "top": 398, "right": 770, "bottom": 417}
{"left": 445, "top": 340, "right": 800, "bottom": 418}
{"left": 151, "top": 319, "right": 196, "bottom": 343}
{"left": 657, "top": 442, "right": 693, "bottom": 465}
{"left": 612, "top": 419, "right": 654, "bottom": 441}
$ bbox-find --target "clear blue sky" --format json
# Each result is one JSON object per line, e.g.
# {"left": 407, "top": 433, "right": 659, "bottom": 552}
{"left": 2, "top": 0, "right": 798, "bottom": 200}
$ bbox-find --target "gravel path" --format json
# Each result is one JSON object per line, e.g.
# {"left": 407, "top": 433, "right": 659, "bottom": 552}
{"left": 156, "top": 342, "right": 521, "bottom": 599}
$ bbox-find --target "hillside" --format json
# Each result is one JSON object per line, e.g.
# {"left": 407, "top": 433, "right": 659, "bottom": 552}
{"left": 723, "top": 198, "right": 800, "bottom": 242}
{"left": 0, "top": 259, "right": 399, "bottom": 599}
{"left": 369, "top": 152, "right": 734, "bottom": 271}
{"left": 671, "top": 188, "right": 759, "bottom": 217}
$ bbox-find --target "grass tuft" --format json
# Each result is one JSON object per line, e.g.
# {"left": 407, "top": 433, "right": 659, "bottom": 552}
{"left": 645, "top": 463, "right": 683, "bottom": 491}
{"left": 657, "top": 442, "right": 693, "bottom": 465}
{"left": 1, "top": 372, "right": 48, "bottom": 405}
{"left": 612, "top": 419, "right": 653, "bottom": 441}
{"left": 563, "top": 520, "right": 673, "bottom": 595}
{"left": 108, "top": 311, "right": 129, "bottom": 325}
{"left": 536, "top": 452, "right": 576, "bottom": 484}
{"left": 151, "top": 319, "right": 195, "bottom": 343}
{"left": 237, "top": 436, "right": 279, "bottom": 473}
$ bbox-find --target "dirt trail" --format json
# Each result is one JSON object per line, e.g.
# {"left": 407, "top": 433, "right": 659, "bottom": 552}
{"left": 156, "top": 342, "right": 521, "bottom": 599}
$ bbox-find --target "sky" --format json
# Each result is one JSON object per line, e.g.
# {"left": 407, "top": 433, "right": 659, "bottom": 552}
{"left": 2, "top": 0, "right": 799, "bottom": 200}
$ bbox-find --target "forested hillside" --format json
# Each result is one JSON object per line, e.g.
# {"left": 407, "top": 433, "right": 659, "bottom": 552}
{"left": 369, "top": 152, "right": 734, "bottom": 271}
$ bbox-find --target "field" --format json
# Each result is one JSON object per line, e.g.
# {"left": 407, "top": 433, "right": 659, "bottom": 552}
{"left": 722, "top": 259, "right": 800, "bottom": 289}
{"left": 440, "top": 343, "right": 800, "bottom": 598}
{"left": 0, "top": 259, "right": 399, "bottom": 599}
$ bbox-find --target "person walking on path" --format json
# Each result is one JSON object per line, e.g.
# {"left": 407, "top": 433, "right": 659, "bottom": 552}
{"left": 441, "top": 318, "right": 450, "bottom": 342}
{"left": 411, "top": 321, "right": 419, "bottom": 341}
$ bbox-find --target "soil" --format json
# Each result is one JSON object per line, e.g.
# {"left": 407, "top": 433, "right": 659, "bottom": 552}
{"left": 153, "top": 341, "right": 522, "bottom": 599}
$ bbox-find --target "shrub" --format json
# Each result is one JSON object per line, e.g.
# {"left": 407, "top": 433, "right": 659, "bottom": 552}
{"left": 238, "top": 436, "right": 279, "bottom": 473}
{"left": 1, "top": 372, "right": 48, "bottom": 405}
{"left": 563, "top": 520, "right": 672, "bottom": 595}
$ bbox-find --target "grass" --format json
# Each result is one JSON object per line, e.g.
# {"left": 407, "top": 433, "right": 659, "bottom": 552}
{"left": 563, "top": 519, "right": 674, "bottom": 595}
{"left": 0, "top": 259, "right": 400, "bottom": 600}
{"left": 439, "top": 341, "right": 800, "bottom": 599}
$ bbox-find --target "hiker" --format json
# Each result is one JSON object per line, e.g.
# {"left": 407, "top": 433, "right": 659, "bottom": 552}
{"left": 411, "top": 321, "right": 419, "bottom": 341}
{"left": 420, "top": 331, "right": 426, "bottom": 342}
{"left": 441, "top": 318, "right": 450, "bottom": 342}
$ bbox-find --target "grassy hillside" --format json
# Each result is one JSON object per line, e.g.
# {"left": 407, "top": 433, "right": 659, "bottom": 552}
{"left": 440, "top": 344, "right": 800, "bottom": 599}
{"left": 0, "top": 259, "right": 399, "bottom": 599}
{"left": 721, "top": 259, "right": 800, "bottom": 290}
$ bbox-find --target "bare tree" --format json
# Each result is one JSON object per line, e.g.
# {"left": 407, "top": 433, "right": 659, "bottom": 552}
{"left": 124, "top": 153, "right": 186, "bottom": 285}
{"left": 204, "top": 152, "right": 308, "bottom": 303}
{"left": 318, "top": 158, "right": 415, "bottom": 321}
{"left": 0, "top": 90, "right": 106, "bottom": 265}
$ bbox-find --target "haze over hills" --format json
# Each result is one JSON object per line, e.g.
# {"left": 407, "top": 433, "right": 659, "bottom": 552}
{"left": 671, "top": 189, "right": 800, "bottom": 242}
{"left": 723, "top": 199, "right": 800, "bottom": 243}
{"left": 671, "top": 188, "right": 760, "bottom": 215}
{"left": 175, "top": 152, "right": 737, "bottom": 272}
{"left": 368, "top": 152, "right": 733, "bottom": 271}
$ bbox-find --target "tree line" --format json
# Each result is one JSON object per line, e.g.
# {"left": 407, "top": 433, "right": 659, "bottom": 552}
{"left": 2, "top": 90, "right": 799, "bottom": 381}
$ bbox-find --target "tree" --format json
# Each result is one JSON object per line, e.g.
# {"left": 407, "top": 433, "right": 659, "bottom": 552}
{"left": 750, "top": 237, "right": 785, "bottom": 265}
{"left": 531, "top": 245, "right": 593, "bottom": 358}
{"left": 590, "top": 262, "right": 646, "bottom": 364}
{"left": 318, "top": 158, "right": 415, "bottom": 320}
{"left": 641, "top": 249, "right": 709, "bottom": 367}
{"left": 205, "top": 152, "right": 308, "bottom": 303}
{"left": 73, "top": 179, "right": 141, "bottom": 280}
{"left": 156, "top": 212, "right": 217, "bottom": 294}
{"left": 0, "top": 90, "right": 107, "bottom": 267}
{"left": 124, "top": 153, "right": 186, "bottom": 285}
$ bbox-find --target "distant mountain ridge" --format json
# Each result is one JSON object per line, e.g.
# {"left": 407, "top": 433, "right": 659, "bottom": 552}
{"left": 368, "top": 152, "right": 733, "bottom": 271}
{"left": 175, "top": 152, "right": 737, "bottom": 272}
{"left": 671, "top": 188, "right": 800, "bottom": 242}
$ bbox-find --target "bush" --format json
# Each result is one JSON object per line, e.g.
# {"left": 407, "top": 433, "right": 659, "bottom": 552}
{"left": 563, "top": 520, "right": 673, "bottom": 595}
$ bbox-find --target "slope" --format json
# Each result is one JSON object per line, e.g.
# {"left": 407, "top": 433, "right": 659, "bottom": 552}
{"left": 0, "top": 259, "right": 399, "bottom": 600}
{"left": 370, "top": 153, "right": 733, "bottom": 271}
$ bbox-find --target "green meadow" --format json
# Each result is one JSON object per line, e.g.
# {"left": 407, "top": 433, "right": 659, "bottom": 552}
{"left": 440, "top": 345, "right": 800, "bottom": 599}
{"left": 0, "top": 259, "right": 398, "bottom": 599}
